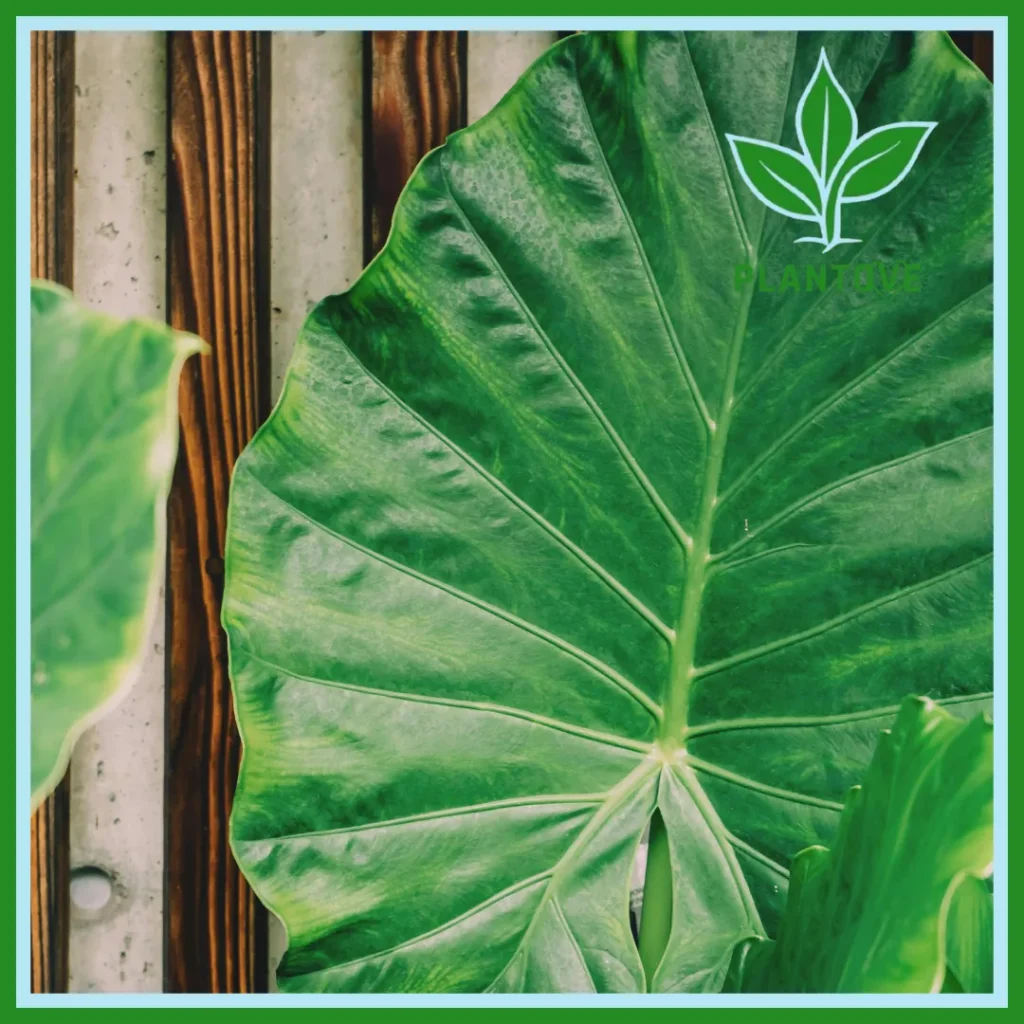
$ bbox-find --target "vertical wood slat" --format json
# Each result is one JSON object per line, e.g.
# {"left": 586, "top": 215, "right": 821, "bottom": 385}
{"left": 972, "top": 33, "right": 994, "bottom": 80}
{"left": 365, "top": 31, "right": 466, "bottom": 262}
{"left": 30, "top": 29, "right": 75, "bottom": 997}
{"left": 164, "top": 30, "right": 269, "bottom": 994}
{"left": 950, "top": 31, "right": 994, "bottom": 80}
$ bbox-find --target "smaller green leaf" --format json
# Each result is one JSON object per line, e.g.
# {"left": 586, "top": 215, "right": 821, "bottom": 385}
{"left": 738, "top": 696, "right": 993, "bottom": 994}
{"left": 943, "top": 876, "right": 994, "bottom": 993}
{"left": 725, "top": 135, "right": 821, "bottom": 221}
{"left": 796, "top": 48, "right": 858, "bottom": 182}
{"left": 31, "top": 281, "right": 204, "bottom": 809}
{"left": 835, "top": 122, "right": 937, "bottom": 203}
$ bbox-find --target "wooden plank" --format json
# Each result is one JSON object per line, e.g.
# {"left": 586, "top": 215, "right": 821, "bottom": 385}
{"left": 364, "top": 30, "right": 466, "bottom": 261}
{"left": 30, "top": 28, "right": 75, "bottom": 997}
{"left": 971, "top": 31, "right": 994, "bottom": 81}
{"left": 164, "top": 29, "right": 270, "bottom": 994}
{"left": 950, "top": 31, "right": 994, "bottom": 80}
{"left": 69, "top": 31, "right": 169, "bottom": 993}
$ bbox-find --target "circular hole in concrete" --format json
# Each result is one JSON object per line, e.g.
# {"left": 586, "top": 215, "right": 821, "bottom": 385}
{"left": 70, "top": 866, "right": 113, "bottom": 911}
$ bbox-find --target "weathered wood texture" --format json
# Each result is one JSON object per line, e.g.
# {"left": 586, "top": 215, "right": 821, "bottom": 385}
{"left": 365, "top": 31, "right": 466, "bottom": 261}
{"left": 30, "top": 784, "right": 71, "bottom": 994}
{"left": 30, "top": 28, "right": 75, "bottom": 996}
{"left": 164, "top": 29, "right": 270, "bottom": 994}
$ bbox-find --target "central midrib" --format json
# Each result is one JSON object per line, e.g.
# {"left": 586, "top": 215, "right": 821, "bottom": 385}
{"left": 659, "top": 268, "right": 757, "bottom": 749}
{"left": 637, "top": 255, "right": 761, "bottom": 989}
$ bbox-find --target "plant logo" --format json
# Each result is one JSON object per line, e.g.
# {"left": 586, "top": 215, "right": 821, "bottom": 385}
{"left": 725, "top": 49, "right": 937, "bottom": 253}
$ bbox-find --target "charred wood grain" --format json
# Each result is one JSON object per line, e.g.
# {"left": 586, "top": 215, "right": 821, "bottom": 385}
{"left": 30, "top": 28, "right": 75, "bottom": 996}
{"left": 165, "top": 29, "right": 270, "bottom": 994}
{"left": 365, "top": 30, "right": 467, "bottom": 261}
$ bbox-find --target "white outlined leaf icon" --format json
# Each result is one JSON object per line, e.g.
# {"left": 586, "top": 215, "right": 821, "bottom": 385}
{"left": 797, "top": 49, "right": 859, "bottom": 184}
{"left": 725, "top": 136, "right": 821, "bottom": 222}
{"left": 724, "top": 46, "right": 939, "bottom": 252}
{"left": 835, "top": 121, "right": 938, "bottom": 203}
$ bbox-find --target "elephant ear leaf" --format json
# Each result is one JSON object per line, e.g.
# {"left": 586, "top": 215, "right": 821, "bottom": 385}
{"left": 31, "top": 281, "right": 204, "bottom": 809}
{"left": 224, "top": 30, "right": 991, "bottom": 994}
{"left": 738, "top": 698, "right": 993, "bottom": 994}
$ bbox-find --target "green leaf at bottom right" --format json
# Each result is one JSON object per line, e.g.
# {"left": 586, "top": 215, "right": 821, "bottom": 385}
{"left": 737, "top": 696, "right": 993, "bottom": 993}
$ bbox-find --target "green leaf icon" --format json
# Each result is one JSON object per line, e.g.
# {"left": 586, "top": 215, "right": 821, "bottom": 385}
{"left": 725, "top": 137, "right": 821, "bottom": 221}
{"left": 726, "top": 47, "right": 938, "bottom": 252}
{"left": 797, "top": 49, "right": 858, "bottom": 183}
{"left": 835, "top": 122, "right": 938, "bottom": 203}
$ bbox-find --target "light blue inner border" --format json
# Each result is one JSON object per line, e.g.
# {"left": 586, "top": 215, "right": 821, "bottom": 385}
{"left": 11, "top": 15, "right": 1016, "bottom": 29}
{"left": 15, "top": 15, "right": 1009, "bottom": 1009}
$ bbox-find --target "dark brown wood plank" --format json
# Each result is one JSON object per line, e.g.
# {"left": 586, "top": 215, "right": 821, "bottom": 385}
{"left": 30, "top": 28, "right": 74, "bottom": 997}
{"left": 364, "top": 30, "right": 467, "bottom": 262}
{"left": 971, "top": 31, "right": 994, "bottom": 81}
{"left": 950, "top": 30, "right": 994, "bottom": 80}
{"left": 164, "top": 29, "right": 270, "bottom": 994}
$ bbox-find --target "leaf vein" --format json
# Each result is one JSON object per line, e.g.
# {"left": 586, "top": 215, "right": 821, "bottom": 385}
{"left": 714, "top": 426, "right": 993, "bottom": 563}
{"left": 243, "top": 468, "right": 663, "bottom": 719}
{"left": 234, "top": 793, "right": 607, "bottom": 845}
{"left": 238, "top": 646, "right": 653, "bottom": 755}
{"left": 685, "top": 691, "right": 994, "bottom": 738}
{"left": 717, "top": 282, "right": 993, "bottom": 513}
{"left": 695, "top": 552, "right": 993, "bottom": 680}
{"left": 686, "top": 756, "right": 844, "bottom": 812}
{"left": 438, "top": 152, "right": 694, "bottom": 553}
{"left": 318, "top": 329, "right": 674, "bottom": 643}
{"left": 571, "top": 47, "right": 715, "bottom": 435}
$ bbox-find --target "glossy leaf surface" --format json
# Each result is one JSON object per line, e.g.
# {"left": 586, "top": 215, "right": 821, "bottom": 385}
{"left": 738, "top": 698, "right": 992, "bottom": 993}
{"left": 225, "top": 31, "right": 993, "bottom": 992}
{"left": 31, "top": 281, "right": 203, "bottom": 808}
{"left": 943, "top": 876, "right": 994, "bottom": 993}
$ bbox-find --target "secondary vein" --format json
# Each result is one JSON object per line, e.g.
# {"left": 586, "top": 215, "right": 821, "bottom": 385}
{"left": 240, "top": 645, "right": 655, "bottom": 756}
{"left": 438, "top": 152, "right": 694, "bottom": 554}
{"left": 686, "top": 756, "right": 844, "bottom": 812}
{"left": 713, "top": 427, "right": 993, "bottom": 563}
{"left": 244, "top": 468, "right": 663, "bottom": 719}
{"left": 322, "top": 326, "right": 675, "bottom": 644}
{"left": 684, "top": 691, "right": 994, "bottom": 739}
{"left": 234, "top": 793, "right": 607, "bottom": 845}
{"left": 572, "top": 54, "right": 714, "bottom": 437}
{"left": 694, "top": 552, "right": 994, "bottom": 680}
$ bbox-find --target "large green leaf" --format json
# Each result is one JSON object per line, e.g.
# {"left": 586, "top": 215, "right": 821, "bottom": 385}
{"left": 224, "top": 30, "right": 992, "bottom": 993}
{"left": 31, "top": 281, "right": 203, "bottom": 808}
{"left": 736, "top": 698, "right": 992, "bottom": 993}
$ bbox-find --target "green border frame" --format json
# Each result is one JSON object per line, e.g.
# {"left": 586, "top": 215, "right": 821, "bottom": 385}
{"left": 8, "top": 7, "right": 1012, "bottom": 1015}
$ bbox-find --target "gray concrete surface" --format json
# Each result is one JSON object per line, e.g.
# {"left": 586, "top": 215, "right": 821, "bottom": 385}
{"left": 68, "top": 31, "right": 169, "bottom": 994}
{"left": 468, "top": 32, "right": 558, "bottom": 123}
{"left": 269, "top": 32, "right": 364, "bottom": 406}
